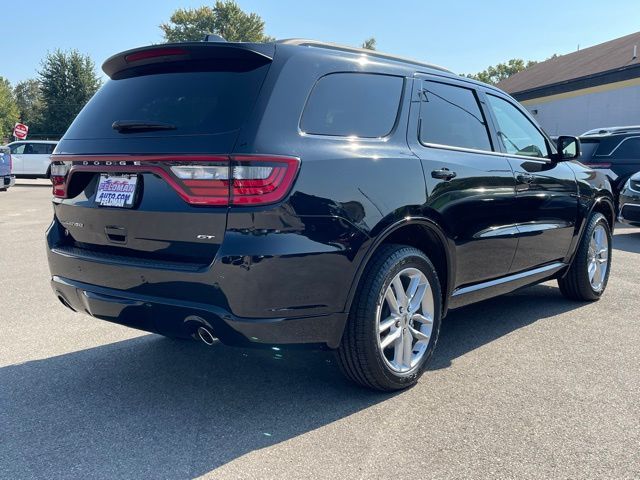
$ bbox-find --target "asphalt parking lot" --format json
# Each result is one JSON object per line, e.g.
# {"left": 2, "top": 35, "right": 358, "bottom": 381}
{"left": 1, "top": 180, "right": 639, "bottom": 479}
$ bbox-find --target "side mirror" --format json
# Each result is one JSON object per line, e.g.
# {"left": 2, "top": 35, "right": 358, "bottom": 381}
{"left": 552, "top": 135, "right": 581, "bottom": 162}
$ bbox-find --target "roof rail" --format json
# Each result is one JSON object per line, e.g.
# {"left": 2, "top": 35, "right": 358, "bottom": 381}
{"left": 277, "top": 38, "right": 452, "bottom": 73}
{"left": 582, "top": 125, "right": 640, "bottom": 136}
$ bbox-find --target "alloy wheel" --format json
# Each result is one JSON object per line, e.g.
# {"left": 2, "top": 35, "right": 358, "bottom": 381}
{"left": 587, "top": 224, "right": 609, "bottom": 292}
{"left": 376, "top": 267, "right": 435, "bottom": 374}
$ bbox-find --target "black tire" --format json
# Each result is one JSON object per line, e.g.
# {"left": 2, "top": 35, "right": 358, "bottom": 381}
{"left": 558, "top": 212, "right": 612, "bottom": 301}
{"left": 337, "top": 244, "right": 442, "bottom": 391}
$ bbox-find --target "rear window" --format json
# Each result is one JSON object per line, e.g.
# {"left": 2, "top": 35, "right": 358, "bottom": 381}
{"left": 578, "top": 139, "right": 600, "bottom": 160}
{"left": 300, "top": 73, "right": 403, "bottom": 138}
{"left": 64, "top": 65, "right": 270, "bottom": 140}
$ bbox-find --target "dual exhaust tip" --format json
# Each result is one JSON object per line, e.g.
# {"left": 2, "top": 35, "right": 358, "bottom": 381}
{"left": 196, "top": 326, "right": 216, "bottom": 346}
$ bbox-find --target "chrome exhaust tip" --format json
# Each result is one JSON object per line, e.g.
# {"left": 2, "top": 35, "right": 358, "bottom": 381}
{"left": 196, "top": 326, "right": 216, "bottom": 346}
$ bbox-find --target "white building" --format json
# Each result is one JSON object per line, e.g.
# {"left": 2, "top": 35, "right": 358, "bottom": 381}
{"left": 497, "top": 31, "right": 640, "bottom": 136}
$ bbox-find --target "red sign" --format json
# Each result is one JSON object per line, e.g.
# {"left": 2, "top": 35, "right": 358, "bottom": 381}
{"left": 13, "top": 123, "right": 28, "bottom": 140}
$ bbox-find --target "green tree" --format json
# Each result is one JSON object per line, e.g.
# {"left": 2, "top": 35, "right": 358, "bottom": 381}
{"left": 14, "top": 79, "right": 44, "bottom": 132}
{"left": 0, "top": 77, "right": 19, "bottom": 142}
{"left": 361, "top": 37, "right": 376, "bottom": 50}
{"left": 160, "top": 1, "right": 273, "bottom": 43}
{"left": 38, "top": 50, "right": 101, "bottom": 137}
{"left": 465, "top": 58, "right": 538, "bottom": 85}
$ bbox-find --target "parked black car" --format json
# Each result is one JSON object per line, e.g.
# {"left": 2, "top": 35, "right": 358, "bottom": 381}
{"left": 47, "top": 39, "right": 615, "bottom": 391}
{"left": 618, "top": 171, "right": 640, "bottom": 226}
{"left": 579, "top": 126, "right": 640, "bottom": 197}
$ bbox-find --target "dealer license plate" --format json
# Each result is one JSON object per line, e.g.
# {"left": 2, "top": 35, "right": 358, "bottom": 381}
{"left": 96, "top": 174, "right": 138, "bottom": 208}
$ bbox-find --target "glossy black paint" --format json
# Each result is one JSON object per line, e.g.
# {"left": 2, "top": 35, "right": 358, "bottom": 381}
{"left": 47, "top": 41, "right": 615, "bottom": 349}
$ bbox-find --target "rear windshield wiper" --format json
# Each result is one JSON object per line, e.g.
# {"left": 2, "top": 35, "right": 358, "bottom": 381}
{"left": 112, "top": 120, "right": 177, "bottom": 133}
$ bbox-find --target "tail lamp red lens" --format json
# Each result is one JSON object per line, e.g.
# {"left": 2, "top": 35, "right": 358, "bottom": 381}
{"left": 584, "top": 162, "right": 612, "bottom": 169}
{"left": 50, "top": 162, "right": 71, "bottom": 197}
{"left": 51, "top": 155, "right": 300, "bottom": 207}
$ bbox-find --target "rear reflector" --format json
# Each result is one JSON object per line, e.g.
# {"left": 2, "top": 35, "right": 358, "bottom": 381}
{"left": 584, "top": 162, "right": 612, "bottom": 169}
{"left": 51, "top": 155, "right": 300, "bottom": 207}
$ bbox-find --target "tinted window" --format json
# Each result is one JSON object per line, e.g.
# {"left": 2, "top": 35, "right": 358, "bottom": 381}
{"left": 26, "top": 143, "right": 54, "bottom": 154}
{"left": 579, "top": 139, "right": 600, "bottom": 160}
{"left": 419, "top": 81, "right": 492, "bottom": 151}
{"left": 487, "top": 94, "right": 548, "bottom": 158}
{"left": 10, "top": 143, "right": 25, "bottom": 154}
{"left": 300, "top": 73, "right": 403, "bottom": 138}
{"left": 64, "top": 65, "right": 270, "bottom": 140}
{"left": 614, "top": 137, "right": 640, "bottom": 158}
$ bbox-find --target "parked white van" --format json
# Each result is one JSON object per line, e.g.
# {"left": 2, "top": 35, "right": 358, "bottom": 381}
{"left": 6, "top": 140, "right": 58, "bottom": 178}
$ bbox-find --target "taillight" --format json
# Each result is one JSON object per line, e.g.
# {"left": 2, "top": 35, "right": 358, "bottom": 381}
{"left": 169, "top": 162, "right": 230, "bottom": 205}
{"left": 231, "top": 156, "right": 299, "bottom": 205}
{"left": 51, "top": 161, "right": 71, "bottom": 198}
{"left": 168, "top": 156, "right": 300, "bottom": 206}
{"left": 51, "top": 155, "right": 300, "bottom": 206}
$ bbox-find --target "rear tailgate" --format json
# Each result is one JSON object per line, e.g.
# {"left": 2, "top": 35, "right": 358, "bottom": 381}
{"left": 49, "top": 43, "right": 273, "bottom": 269}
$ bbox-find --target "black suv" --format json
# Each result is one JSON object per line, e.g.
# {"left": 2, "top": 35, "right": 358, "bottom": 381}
{"left": 579, "top": 126, "right": 640, "bottom": 196}
{"left": 47, "top": 39, "right": 615, "bottom": 391}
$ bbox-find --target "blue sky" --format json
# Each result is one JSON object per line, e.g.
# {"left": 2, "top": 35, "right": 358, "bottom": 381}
{"left": 3, "top": 0, "right": 639, "bottom": 84}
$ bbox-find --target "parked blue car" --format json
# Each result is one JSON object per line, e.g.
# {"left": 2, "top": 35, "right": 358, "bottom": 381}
{"left": 0, "top": 146, "right": 15, "bottom": 191}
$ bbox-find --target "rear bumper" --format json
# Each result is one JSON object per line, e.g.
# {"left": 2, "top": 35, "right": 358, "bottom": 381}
{"left": 52, "top": 275, "right": 346, "bottom": 348}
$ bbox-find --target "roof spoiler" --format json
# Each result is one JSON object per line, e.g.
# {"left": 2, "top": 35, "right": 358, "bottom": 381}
{"left": 102, "top": 42, "right": 274, "bottom": 78}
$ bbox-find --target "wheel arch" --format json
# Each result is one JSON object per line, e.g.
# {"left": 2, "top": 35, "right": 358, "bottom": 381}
{"left": 591, "top": 194, "right": 615, "bottom": 232}
{"left": 563, "top": 193, "right": 615, "bottom": 276}
{"left": 343, "top": 217, "right": 455, "bottom": 321}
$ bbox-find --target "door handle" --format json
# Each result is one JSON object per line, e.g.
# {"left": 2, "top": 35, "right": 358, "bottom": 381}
{"left": 431, "top": 168, "right": 457, "bottom": 181}
{"left": 516, "top": 172, "right": 534, "bottom": 184}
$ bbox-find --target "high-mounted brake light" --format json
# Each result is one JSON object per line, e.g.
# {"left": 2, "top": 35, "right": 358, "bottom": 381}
{"left": 51, "top": 155, "right": 300, "bottom": 206}
{"left": 124, "top": 48, "right": 189, "bottom": 63}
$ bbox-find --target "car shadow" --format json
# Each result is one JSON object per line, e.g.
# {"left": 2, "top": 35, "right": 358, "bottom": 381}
{"left": 12, "top": 181, "right": 51, "bottom": 187}
{"left": 0, "top": 284, "right": 585, "bottom": 478}
{"left": 612, "top": 229, "right": 640, "bottom": 254}
{"left": 430, "top": 283, "right": 585, "bottom": 370}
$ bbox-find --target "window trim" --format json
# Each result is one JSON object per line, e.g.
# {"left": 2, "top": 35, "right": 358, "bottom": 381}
{"left": 298, "top": 71, "right": 405, "bottom": 140}
{"left": 596, "top": 135, "right": 640, "bottom": 157}
{"left": 484, "top": 92, "right": 553, "bottom": 161}
{"left": 417, "top": 79, "right": 495, "bottom": 153}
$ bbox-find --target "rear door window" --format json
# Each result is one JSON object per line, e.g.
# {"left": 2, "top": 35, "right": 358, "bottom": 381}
{"left": 419, "top": 81, "right": 492, "bottom": 151}
{"left": 28, "top": 143, "right": 53, "bottom": 154}
{"left": 64, "top": 65, "right": 271, "bottom": 140}
{"left": 300, "top": 73, "right": 403, "bottom": 138}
